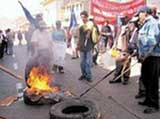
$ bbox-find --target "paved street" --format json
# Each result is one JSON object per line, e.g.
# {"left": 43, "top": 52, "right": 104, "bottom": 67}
{"left": 0, "top": 42, "right": 160, "bottom": 119}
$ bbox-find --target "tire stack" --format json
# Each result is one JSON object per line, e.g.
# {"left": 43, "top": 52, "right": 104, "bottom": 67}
{"left": 49, "top": 99, "right": 102, "bottom": 119}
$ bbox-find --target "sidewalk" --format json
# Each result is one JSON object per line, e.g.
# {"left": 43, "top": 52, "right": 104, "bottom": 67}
{"left": 66, "top": 48, "right": 159, "bottom": 119}
{"left": 65, "top": 48, "right": 160, "bottom": 119}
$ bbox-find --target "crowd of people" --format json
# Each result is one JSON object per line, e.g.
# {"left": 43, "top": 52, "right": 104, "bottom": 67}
{"left": 71, "top": 5, "right": 160, "bottom": 114}
{"left": 109, "top": 6, "right": 160, "bottom": 114}
{"left": 1, "top": 5, "right": 160, "bottom": 114}
{"left": 0, "top": 27, "right": 27, "bottom": 59}
{"left": 0, "top": 28, "right": 15, "bottom": 58}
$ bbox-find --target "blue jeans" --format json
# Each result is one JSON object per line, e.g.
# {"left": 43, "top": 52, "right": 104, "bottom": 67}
{"left": 80, "top": 51, "right": 92, "bottom": 79}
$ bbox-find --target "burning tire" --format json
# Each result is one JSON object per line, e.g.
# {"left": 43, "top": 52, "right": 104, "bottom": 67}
{"left": 23, "top": 90, "right": 44, "bottom": 105}
{"left": 25, "top": 51, "right": 51, "bottom": 87}
{"left": 49, "top": 99, "right": 101, "bottom": 119}
{"left": 23, "top": 90, "right": 61, "bottom": 105}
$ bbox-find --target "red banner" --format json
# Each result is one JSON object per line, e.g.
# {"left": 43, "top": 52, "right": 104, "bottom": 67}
{"left": 91, "top": 0, "right": 146, "bottom": 25}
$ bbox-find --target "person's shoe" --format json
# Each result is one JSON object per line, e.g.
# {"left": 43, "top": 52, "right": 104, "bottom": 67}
{"left": 122, "top": 79, "right": 129, "bottom": 85}
{"left": 143, "top": 107, "right": 159, "bottom": 114}
{"left": 135, "top": 92, "right": 145, "bottom": 99}
{"left": 138, "top": 100, "right": 149, "bottom": 106}
{"left": 85, "top": 78, "right": 93, "bottom": 83}
{"left": 109, "top": 79, "right": 121, "bottom": 84}
{"left": 59, "top": 69, "right": 64, "bottom": 74}
{"left": 78, "top": 75, "right": 85, "bottom": 80}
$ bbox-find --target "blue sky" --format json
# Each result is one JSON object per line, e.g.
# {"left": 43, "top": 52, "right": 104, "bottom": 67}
{"left": 0, "top": 0, "right": 42, "bottom": 19}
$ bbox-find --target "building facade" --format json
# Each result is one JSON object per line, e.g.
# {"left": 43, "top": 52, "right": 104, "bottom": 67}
{"left": 40, "top": 0, "right": 160, "bottom": 27}
{"left": 41, "top": 0, "right": 91, "bottom": 27}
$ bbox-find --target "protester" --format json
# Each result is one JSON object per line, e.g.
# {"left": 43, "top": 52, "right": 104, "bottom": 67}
{"left": 30, "top": 20, "right": 54, "bottom": 73}
{"left": 110, "top": 16, "right": 138, "bottom": 85}
{"left": 5, "top": 28, "right": 14, "bottom": 55}
{"left": 0, "top": 30, "right": 5, "bottom": 58}
{"left": 137, "top": 6, "right": 160, "bottom": 114}
{"left": 52, "top": 20, "right": 67, "bottom": 73}
{"left": 77, "top": 11, "right": 95, "bottom": 82}
{"left": 17, "top": 30, "right": 23, "bottom": 45}
{"left": 109, "top": 15, "right": 130, "bottom": 85}
{"left": 100, "top": 20, "right": 113, "bottom": 49}
{"left": 135, "top": 6, "right": 160, "bottom": 99}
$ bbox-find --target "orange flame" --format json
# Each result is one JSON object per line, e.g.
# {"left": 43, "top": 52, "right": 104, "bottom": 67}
{"left": 27, "top": 66, "right": 59, "bottom": 95}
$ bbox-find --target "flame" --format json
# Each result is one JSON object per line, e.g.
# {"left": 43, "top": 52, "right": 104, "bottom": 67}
{"left": 27, "top": 66, "right": 59, "bottom": 95}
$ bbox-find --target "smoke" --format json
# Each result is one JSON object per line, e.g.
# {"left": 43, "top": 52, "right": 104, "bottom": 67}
{"left": 25, "top": 47, "right": 54, "bottom": 83}
{"left": 24, "top": 24, "right": 55, "bottom": 83}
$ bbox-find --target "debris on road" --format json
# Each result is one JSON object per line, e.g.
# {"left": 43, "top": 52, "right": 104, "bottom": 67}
{"left": 0, "top": 95, "right": 18, "bottom": 107}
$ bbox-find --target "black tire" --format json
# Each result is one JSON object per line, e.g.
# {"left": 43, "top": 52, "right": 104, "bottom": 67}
{"left": 23, "top": 90, "right": 43, "bottom": 105}
{"left": 49, "top": 99, "right": 101, "bottom": 119}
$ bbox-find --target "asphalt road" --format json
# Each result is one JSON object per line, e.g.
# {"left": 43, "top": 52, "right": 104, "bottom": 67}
{"left": 0, "top": 42, "right": 160, "bottom": 119}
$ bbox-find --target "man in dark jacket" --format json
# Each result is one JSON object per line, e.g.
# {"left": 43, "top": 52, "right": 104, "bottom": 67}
{"left": 137, "top": 6, "right": 160, "bottom": 114}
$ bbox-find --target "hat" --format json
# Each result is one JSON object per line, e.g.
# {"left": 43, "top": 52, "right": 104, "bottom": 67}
{"left": 136, "top": 6, "right": 151, "bottom": 16}
{"left": 129, "top": 16, "right": 139, "bottom": 23}
{"left": 36, "top": 13, "right": 43, "bottom": 18}
{"left": 38, "top": 20, "right": 47, "bottom": 28}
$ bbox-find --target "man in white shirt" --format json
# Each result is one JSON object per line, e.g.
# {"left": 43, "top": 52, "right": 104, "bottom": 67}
{"left": 30, "top": 20, "right": 54, "bottom": 73}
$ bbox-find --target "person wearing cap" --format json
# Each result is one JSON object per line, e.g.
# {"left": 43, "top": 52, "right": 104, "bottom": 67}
{"left": 34, "top": 13, "right": 44, "bottom": 28}
{"left": 52, "top": 20, "right": 66, "bottom": 73}
{"left": 30, "top": 20, "right": 54, "bottom": 73}
{"left": 136, "top": 6, "right": 160, "bottom": 114}
{"left": 31, "top": 20, "right": 52, "bottom": 51}
{"left": 109, "top": 16, "right": 139, "bottom": 85}
{"left": 109, "top": 14, "right": 130, "bottom": 84}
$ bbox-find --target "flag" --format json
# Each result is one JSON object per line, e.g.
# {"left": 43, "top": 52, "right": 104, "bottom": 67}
{"left": 69, "top": 8, "right": 78, "bottom": 29}
{"left": 18, "top": 1, "right": 38, "bottom": 28}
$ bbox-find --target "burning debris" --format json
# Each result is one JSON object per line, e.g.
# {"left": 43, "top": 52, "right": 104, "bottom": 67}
{"left": 26, "top": 65, "right": 59, "bottom": 95}
{"left": 24, "top": 65, "right": 73, "bottom": 105}
{"left": 0, "top": 95, "right": 18, "bottom": 107}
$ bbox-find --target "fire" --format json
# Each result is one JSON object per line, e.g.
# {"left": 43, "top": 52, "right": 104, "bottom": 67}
{"left": 27, "top": 66, "right": 59, "bottom": 95}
